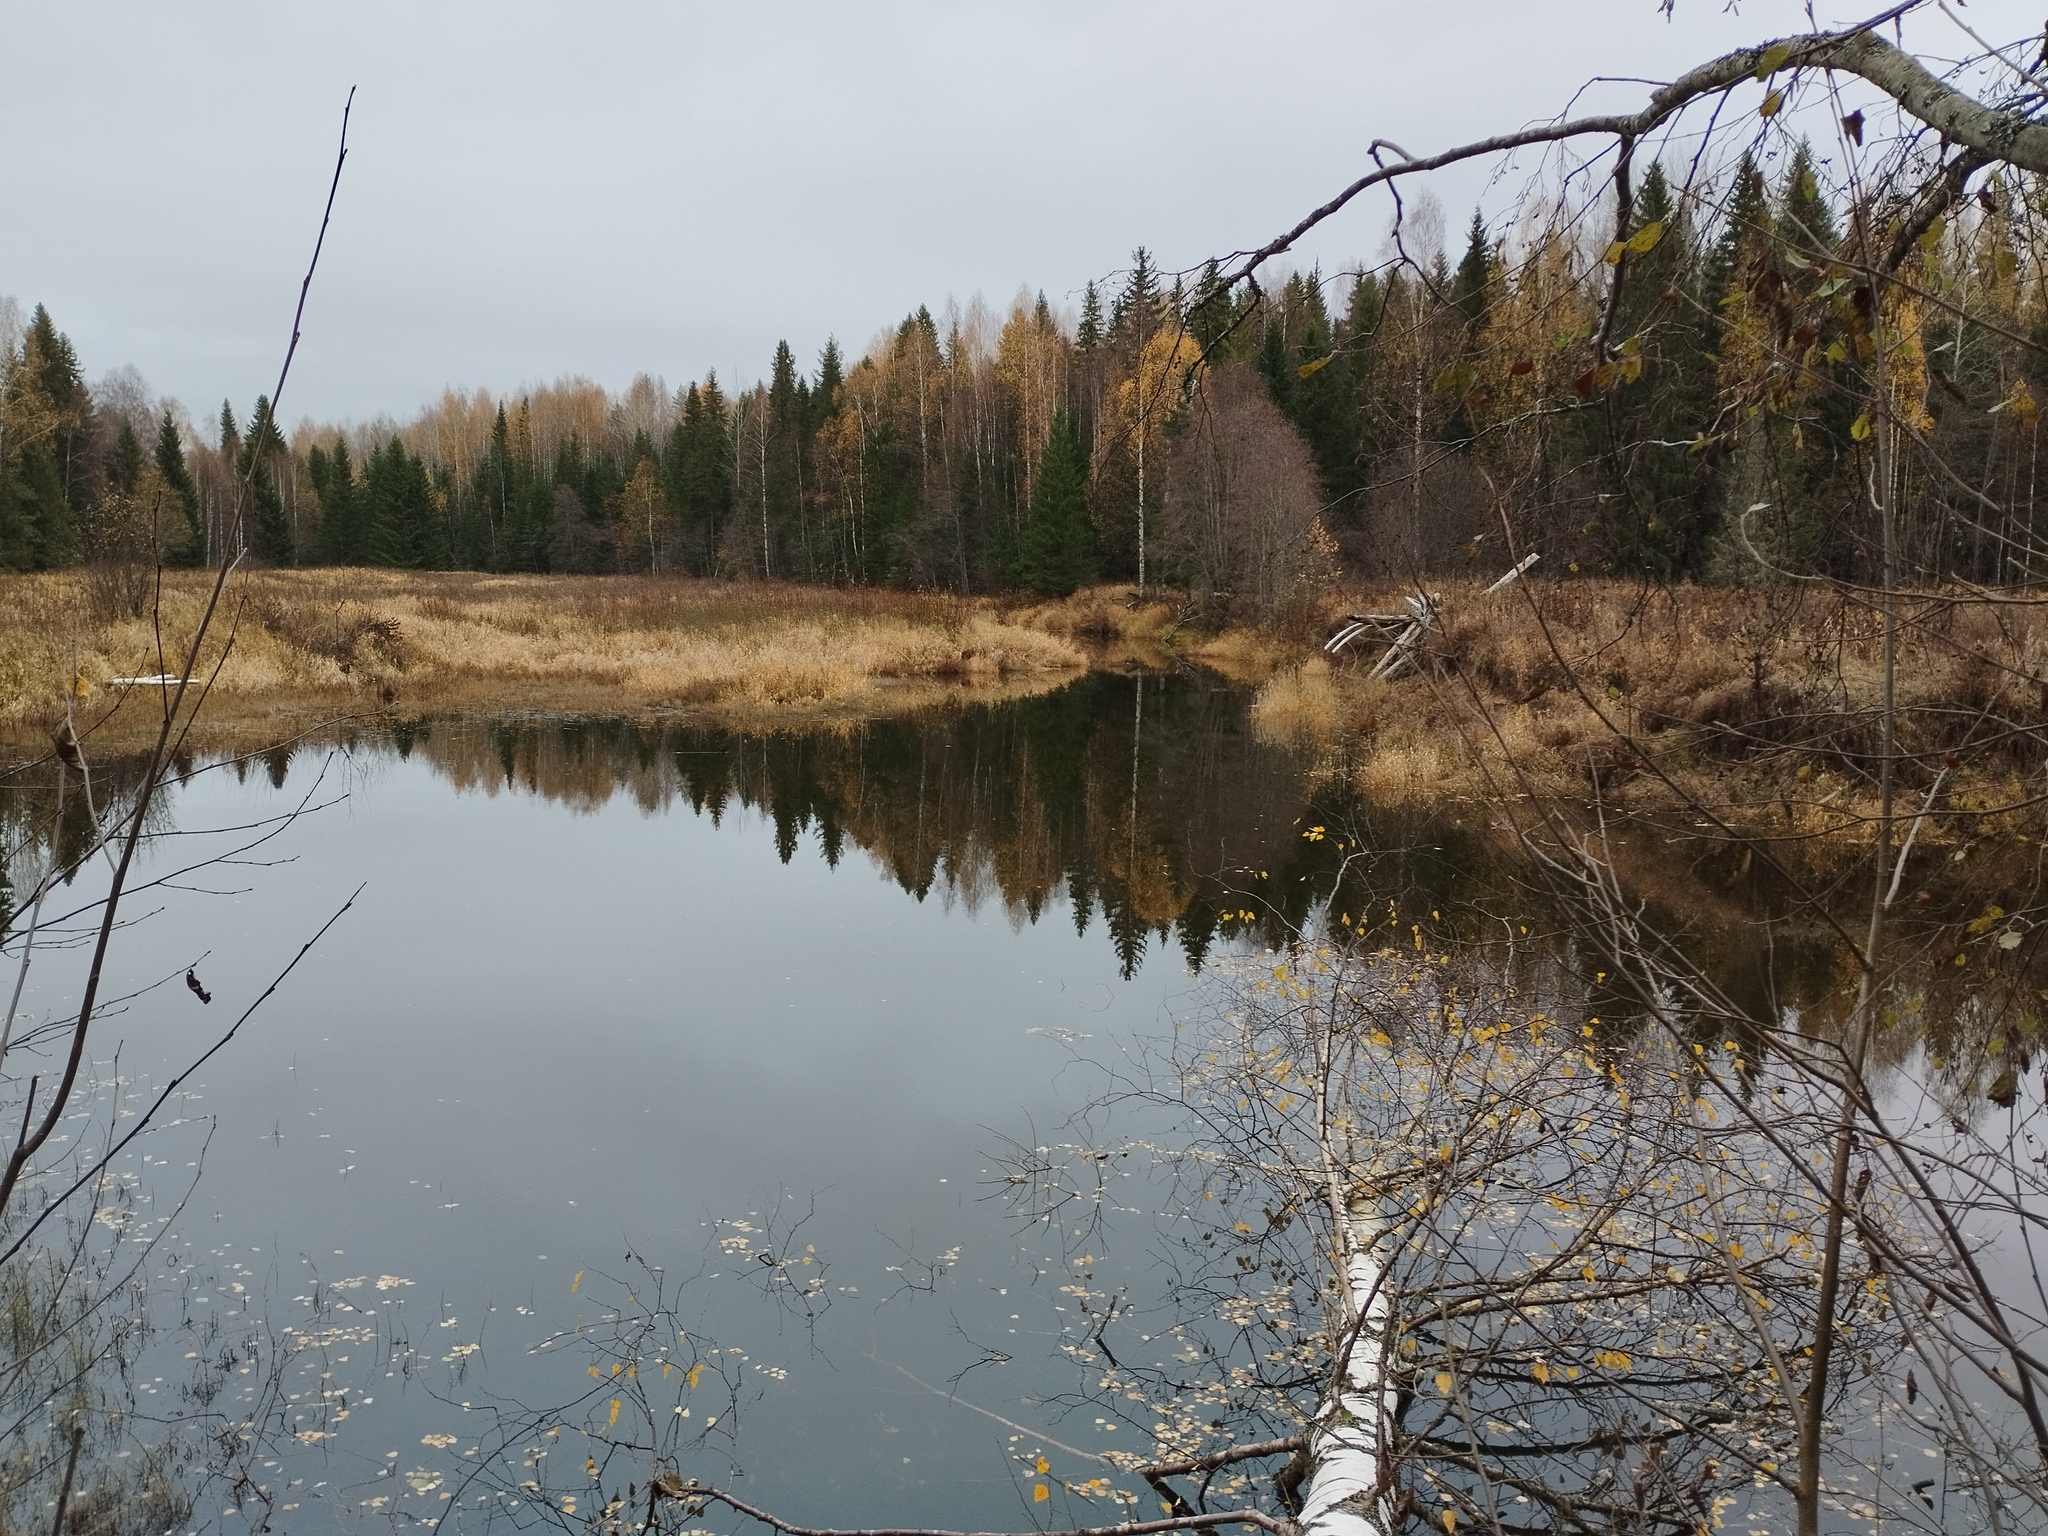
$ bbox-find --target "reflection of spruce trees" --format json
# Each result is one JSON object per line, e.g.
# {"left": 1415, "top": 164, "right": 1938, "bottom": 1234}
{"left": 0, "top": 684, "right": 1909, "bottom": 1010}
{"left": 367, "top": 676, "right": 1533, "bottom": 976}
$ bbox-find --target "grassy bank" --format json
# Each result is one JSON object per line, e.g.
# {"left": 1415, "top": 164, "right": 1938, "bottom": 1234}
{"left": 0, "top": 569, "right": 1088, "bottom": 753}
{"left": 1253, "top": 576, "right": 2047, "bottom": 865}
{"left": 17, "top": 565, "right": 2031, "bottom": 873}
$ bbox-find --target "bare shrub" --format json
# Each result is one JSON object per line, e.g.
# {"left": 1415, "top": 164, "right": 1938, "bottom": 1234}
{"left": 1161, "top": 364, "right": 1329, "bottom": 622}
{"left": 248, "top": 594, "right": 408, "bottom": 676}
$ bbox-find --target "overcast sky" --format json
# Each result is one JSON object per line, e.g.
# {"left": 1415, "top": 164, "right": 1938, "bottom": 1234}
{"left": 0, "top": 1, "right": 2034, "bottom": 430}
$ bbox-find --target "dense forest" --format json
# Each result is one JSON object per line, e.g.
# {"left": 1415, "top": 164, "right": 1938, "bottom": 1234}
{"left": 5, "top": 145, "right": 2046, "bottom": 609}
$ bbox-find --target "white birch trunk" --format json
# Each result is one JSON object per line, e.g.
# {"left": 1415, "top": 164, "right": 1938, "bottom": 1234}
{"left": 1297, "top": 1207, "right": 1392, "bottom": 1536}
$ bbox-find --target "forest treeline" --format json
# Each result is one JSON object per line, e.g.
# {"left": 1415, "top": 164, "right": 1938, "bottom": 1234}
{"left": 6, "top": 144, "right": 2045, "bottom": 609}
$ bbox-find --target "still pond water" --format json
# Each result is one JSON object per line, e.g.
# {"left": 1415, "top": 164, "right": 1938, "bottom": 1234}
{"left": 4, "top": 670, "right": 1818, "bottom": 1532}
{"left": 6, "top": 672, "right": 1371, "bottom": 1531}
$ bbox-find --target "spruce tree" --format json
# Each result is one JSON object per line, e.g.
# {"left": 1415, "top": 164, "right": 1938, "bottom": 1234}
{"left": 1256, "top": 307, "right": 1294, "bottom": 415}
{"left": 1703, "top": 151, "right": 1770, "bottom": 307}
{"left": 472, "top": 404, "right": 518, "bottom": 570}
{"left": 238, "top": 396, "right": 294, "bottom": 564}
{"left": 0, "top": 307, "right": 85, "bottom": 567}
{"left": 1776, "top": 139, "right": 1838, "bottom": 257}
{"left": 1017, "top": 410, "right": 1093, "bottom": 595}
{"left": 311, "top": 437, "right": 364, "bottom": 563}
{"left": 765, "top": 340, "right": 803, "bottom": 576}
{"left": 1283, "top": 271, "right": 1351, "bottom": 486}
{"left": 812, "top": 339, "right": 843, "bottom": 429}
{"left": 24, "top": 307, "right": 88, "bottom": 521}
{"left": 153, "top": 412, "right": 204, "bottom": 563}
{"left": 675, "top": 375, "right": 734, "bottom": 574}
{"left": 1598, "top": 160, "right": 1719, "bottom": 577}
{"left": 108, "top": 419, "right": 144, "bottom": 495}
{"left": 1110, "top": 249, "right": 1159, "bottom": 353}
{"left": 1076, "top": 283, "right": 1104, "bottom": 353}
{"left": 366, "top": 436, "right": 441, "bottom": 569}
{"left": 1451, "top": 210, "right": 1492, "bottom": 330}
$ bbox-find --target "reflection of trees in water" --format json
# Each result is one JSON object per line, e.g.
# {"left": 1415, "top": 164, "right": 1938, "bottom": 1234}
{"left": 10, "top": 685, "right": 2038, "bottom": 1051}
{"left": 383, "top": 678, "right": 1939, "bottom": 1022}
{"left": 408, "top": 673, "right": 1316, "bottom": 977}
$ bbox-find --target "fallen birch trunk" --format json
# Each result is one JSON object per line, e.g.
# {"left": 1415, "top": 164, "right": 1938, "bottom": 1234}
{"left": 1296, "top": 1206, "right": 1393, "bottom": 1536}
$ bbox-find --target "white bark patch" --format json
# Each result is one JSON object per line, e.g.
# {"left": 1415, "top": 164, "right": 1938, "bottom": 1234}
{"left": 1299, "top": 1213, "right": 1392, "bottom": 1536}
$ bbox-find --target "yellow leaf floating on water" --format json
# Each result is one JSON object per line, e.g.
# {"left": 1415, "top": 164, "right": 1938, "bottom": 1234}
{"left": 1434, "top": 1371, "right": 1454, "bottom": 1396}
{"left": 609, "top": 1399, "right": 621, "bottom": 1427}
{"left": 1594, "top": 1350, "right": 1632, "bottom": 1372}
{"left": 686, "top": 1364, "right": 703, "bottom": 1389}
{"left": 1531, "top": 1362, "right": 1550, "bottom": 1384}
{"left": 571, "top": 1271, "right": 583, "bottom": 1294}
{"left": 1036, "top": 1457, "right": 1050, "bottom": 1475}
{"left": 1034, "top": 1485, "right": 1050, "bottom": 1504}
{"left": 1442, "top": 1512, "right": 1458, "bottom": 1533}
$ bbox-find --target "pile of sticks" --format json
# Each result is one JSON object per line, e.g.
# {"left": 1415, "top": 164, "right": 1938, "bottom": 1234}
{"left": 1322, "top": 553, "right": 1538, "bottom": 680}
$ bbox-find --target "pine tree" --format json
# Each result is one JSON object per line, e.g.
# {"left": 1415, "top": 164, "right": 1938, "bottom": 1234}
{"left": 1017, "top": 410, "right": 1093, "bottom": 595}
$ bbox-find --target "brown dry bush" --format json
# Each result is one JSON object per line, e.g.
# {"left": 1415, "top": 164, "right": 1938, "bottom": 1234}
{"left": 1266, "top": 577, "right": 2048, "bottom": 831}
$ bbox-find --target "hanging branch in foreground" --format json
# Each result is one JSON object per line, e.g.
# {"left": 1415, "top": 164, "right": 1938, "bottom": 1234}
{"left": 0, "top": 84, "right": 355, "bottom": 1218}
{"left": 1220, "top": 2, "right": 2033, "bottom": 318}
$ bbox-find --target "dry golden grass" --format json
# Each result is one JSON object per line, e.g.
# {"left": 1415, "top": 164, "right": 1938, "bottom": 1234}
{"left": 1259, "top": 576, "right": 2048, "bottom": 852}
{"left": 1005, "top": 584, "right": 1184, "bottom": 643}
{"left": 0, "top": 569, "right": 1085, "bottom": 752}
{"left": 1004, "top": 583, "right": 1309, "bottom": 678}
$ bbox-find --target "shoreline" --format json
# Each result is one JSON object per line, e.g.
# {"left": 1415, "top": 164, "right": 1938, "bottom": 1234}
{"left": 0, "top": 569, "right": 1117, "bottom": 759}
